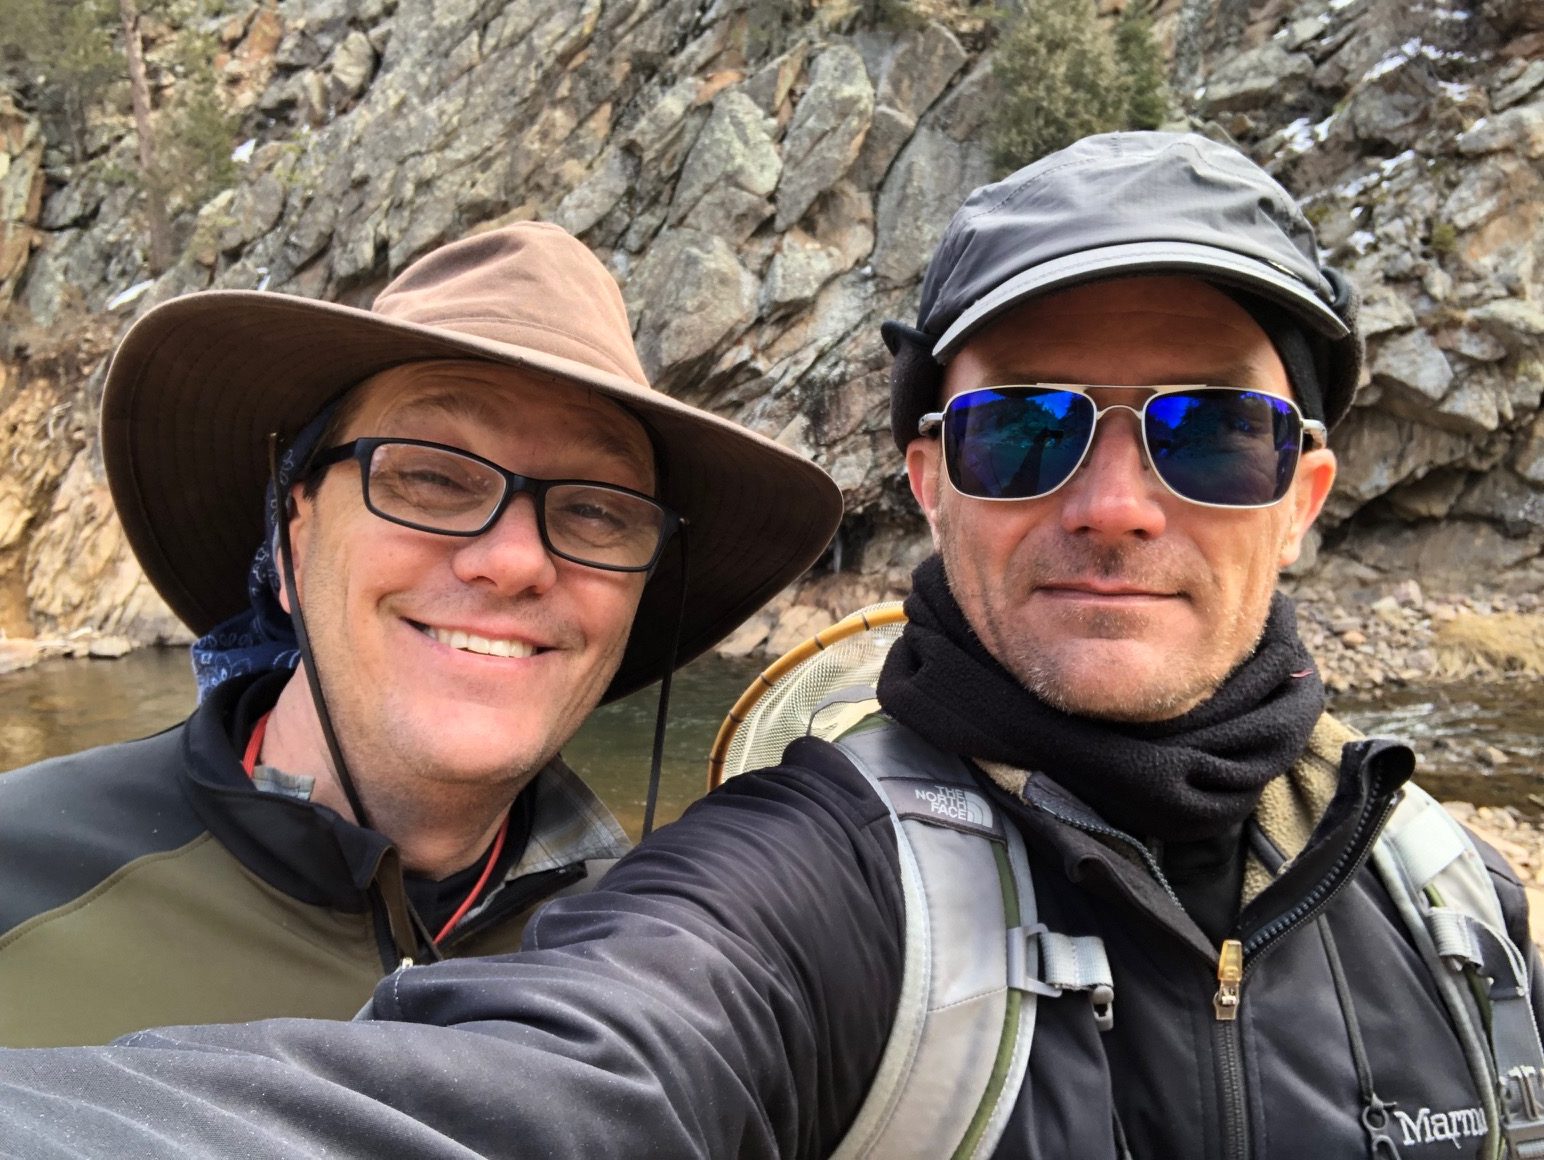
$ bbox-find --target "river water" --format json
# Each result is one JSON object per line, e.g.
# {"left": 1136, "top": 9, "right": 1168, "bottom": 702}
{"left": 2, "top": 648, "right": 1540, "bottom": 837}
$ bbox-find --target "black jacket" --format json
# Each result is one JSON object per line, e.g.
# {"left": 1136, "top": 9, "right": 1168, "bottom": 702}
{"left": 0, "top": 714, "right": 1534, "bottom": 1157}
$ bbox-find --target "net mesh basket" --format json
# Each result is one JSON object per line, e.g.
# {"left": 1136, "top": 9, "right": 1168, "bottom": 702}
{"left": 716, "top": 603, "right": 906, "bottom": 783}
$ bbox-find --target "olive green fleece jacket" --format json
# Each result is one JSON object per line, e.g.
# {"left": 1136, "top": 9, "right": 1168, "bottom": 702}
{"left": 0, "top": 672, "right": 629, "bottom": 1047}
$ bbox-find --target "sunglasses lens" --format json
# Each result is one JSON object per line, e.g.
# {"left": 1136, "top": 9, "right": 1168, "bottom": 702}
{"left": 1144, "top": 390, "right": 1301, "bottom": 506}
{"left": 944, "top": 388, "right": 1094, "bottom": 499}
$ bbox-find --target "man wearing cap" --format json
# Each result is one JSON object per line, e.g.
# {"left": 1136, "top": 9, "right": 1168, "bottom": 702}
{"left": 0, "top": 221, "right": 840, "bottom": 1048}
{"left": 0, "top": 131, "right": 1538, "bottom": 1160}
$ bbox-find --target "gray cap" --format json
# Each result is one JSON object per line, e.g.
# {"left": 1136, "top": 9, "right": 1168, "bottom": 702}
{"left": 886, "top": 131, "right": 1363, "bottom": 449}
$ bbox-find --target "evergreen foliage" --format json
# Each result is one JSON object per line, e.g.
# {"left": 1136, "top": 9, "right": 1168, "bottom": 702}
{"left": 0, "top": 0, "right": 238, "bottom": 260}
{"left": 0, "top": 0, "right": 120, "bottom": 159}
{"left": 989, "top": 0, "right": 1171, "bottom": 173}
{"left": 1114, "top": 3, "right": 1168, "bottom": 131}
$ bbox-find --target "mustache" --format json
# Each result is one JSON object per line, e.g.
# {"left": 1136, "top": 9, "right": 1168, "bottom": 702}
{"left": 1017, "top": 540, "right": 1199, "bottom": 594}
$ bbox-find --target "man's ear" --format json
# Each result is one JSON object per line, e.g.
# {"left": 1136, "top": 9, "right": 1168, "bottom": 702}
{"left": 276, "top": 484, "right": 312, "bottom": 616}
{"left": 1278, "top": 448, "right": 1337, "bottom": 568}
{"left": 905, "top": 436, "right": 944, "bottom": 546}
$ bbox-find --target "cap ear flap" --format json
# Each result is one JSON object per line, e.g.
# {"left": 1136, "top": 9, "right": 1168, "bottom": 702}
{"left": 883, "top": 320, "right": 943, "bottom": 454}
{"left": 1319, "top": 266, "right": 1365, "bottom": 430}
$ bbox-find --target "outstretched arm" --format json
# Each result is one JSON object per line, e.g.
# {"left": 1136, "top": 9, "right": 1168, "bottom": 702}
{"left": 0, "top": 743, "right": 903, "bottom": 1159}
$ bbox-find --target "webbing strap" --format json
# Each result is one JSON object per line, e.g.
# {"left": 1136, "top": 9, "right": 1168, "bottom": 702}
{"left": 1377, "top": 783, "right": 1544, "bottom": 1159}
{"left": 1429, "top": 908, "right": 1544, "bottom": 1156}
{"left": 1007, "top": 925, "right": 1116, "bottom": 1031}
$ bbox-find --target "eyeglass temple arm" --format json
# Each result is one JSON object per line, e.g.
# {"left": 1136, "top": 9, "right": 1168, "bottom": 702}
{"left": 917, "top": 412, "right": 944, "bottom": 437}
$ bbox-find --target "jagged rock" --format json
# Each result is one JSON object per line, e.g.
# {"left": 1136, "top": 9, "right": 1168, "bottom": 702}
{"left": 626, "top": 228, "right": 758, "bottom": 384}
{"left": 671, "top": 90, "right": 781, "bottom": 230}
{"left": 1496, "top": 61, "right": 1544, "bottom": 111}
{"left": 329, "top": 30, "right": 378, "bottom": 103}
{"left": 1453, "top": 468, "right": 1544, "bottom": 532}
{"left": 872, "top": 21, "right": 969, "bottom": 123}
{"left": 218, "top": 172, "right": 287, "bottom": 255}
{"left": 1516, "top": 414, "right": 1544, "bottom": 483}
{"left": 763, "top": 229, "right": 848, "bottom": 310}
{"left": 1373, "top": 328, "right": 1455, "bottom": 403}
{"left": 1459, "top": 100, "right": 1544, "bottom": 158}
{"left": 775, "top": 45, "right": 875, "bottom": 230}
{"left": 850, "top": 104, "right": 914, "bottom": 190}
{"left": 1470, "top": 298, "right": 1544, "bottom": 349}
{"left": 1329, "top": 408, "right": 1474, "bottom": 512}
{"left": 1358, "top": 283, "right": 1418, "bottom": 335}
{"left": 1436, "top": 376, "right": 1505, "bottom": 434}
{"left": 1200, "top": 42, "right": 1314, "bottom": 114}
{"left": 1385, "top": 468, "right": 1469, "bottom": 519}
{"left": 554, "top": 145, "right": 633, "bottom": 238}
{"left": 0, "top": 98, "right": 41, "bottom": 316}
{"left": 870, "top": 60, "right": 993, "bottom": 285}
{"left": 743, "top": 45, "right": 808, "bottom": 116}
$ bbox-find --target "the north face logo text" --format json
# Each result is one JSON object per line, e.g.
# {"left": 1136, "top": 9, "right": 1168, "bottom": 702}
{"left": 913, "top": 785, "right": 989, "bottom": 827}
{"left": 1393, "top": 1105, "right": 1487, "bottom": 1149}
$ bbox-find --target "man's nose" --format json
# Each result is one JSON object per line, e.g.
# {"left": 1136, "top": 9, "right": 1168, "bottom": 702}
{"left": 449, "top": 494, "right": 559, "bottom": 593}
{"left": 1056, "top": 408, "right": 1169, "bottom": 540}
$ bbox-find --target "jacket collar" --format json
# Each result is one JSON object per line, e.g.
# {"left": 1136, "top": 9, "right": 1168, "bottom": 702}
{"left": 178, "top": 672, "right": 630, "bottom": 915}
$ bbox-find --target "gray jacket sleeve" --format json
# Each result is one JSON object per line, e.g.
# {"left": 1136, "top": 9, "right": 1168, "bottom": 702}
{"left": 0, "top": 744, "right": 904, "bottom": 1159}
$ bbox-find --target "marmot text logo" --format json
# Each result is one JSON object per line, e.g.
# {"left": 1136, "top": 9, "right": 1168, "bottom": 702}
{"left": 914, "top": 785, "right": 987, "bottom": 826}
{"left": 1393, "top": 1105, "right": 1487, "bottom": 1149}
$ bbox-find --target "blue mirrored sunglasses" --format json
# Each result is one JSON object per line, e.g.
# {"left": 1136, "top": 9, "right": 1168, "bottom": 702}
{"left": 919, "top": 385, "right": 1327, "bottom": 509}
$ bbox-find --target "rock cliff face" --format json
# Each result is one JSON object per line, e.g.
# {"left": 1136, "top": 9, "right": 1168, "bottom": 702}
{"left": 0, "top": 0, "right": 1540, "bottom": 659}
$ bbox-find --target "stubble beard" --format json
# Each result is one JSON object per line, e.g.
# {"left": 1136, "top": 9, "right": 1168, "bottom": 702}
{"left": 935, "top": 511, "right": 1269, "bottom": 724}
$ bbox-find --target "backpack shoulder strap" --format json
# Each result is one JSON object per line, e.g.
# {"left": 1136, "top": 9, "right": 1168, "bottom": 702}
{"left": 1374, "top": 783, "right": 1544, "bottom": 1158}
{"left": 828, "top": 718, "right": 1113, "bottom": 1160}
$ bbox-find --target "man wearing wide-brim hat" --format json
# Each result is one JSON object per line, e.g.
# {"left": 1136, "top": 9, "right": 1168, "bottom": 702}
{"left": 0, "top": 221, "right": 841, "bottom": 1047}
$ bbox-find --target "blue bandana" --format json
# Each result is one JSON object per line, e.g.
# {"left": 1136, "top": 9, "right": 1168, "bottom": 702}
{"left": 190, "top": 404, "right": 339, "bottom": 701}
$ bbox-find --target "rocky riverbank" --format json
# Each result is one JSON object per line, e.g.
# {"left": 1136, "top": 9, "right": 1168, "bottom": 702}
{"left": 1292, "top": 581, "right": 1544, "bottom": 694}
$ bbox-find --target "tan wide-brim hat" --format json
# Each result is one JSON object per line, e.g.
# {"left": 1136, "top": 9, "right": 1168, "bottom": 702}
{"left": 102, "top": 221, "right": 843, "bottom": 701}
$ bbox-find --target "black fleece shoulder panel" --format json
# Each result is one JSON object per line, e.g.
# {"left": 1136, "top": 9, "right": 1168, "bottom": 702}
{"left": 0, "top": 725, "right": 205, "bottom": 932}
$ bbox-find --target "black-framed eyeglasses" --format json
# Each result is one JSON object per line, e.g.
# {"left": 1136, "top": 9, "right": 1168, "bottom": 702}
{"left": 918, "top": 385, "right": 1328, "bottom": 509}
{"left": 306, "top": 437, "right": 681, "bottom": 572}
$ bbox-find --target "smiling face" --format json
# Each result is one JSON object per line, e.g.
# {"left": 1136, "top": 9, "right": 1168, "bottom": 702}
{"left": 282, "top": 360, "right": 653, "bottom": 803}
{"left": 906, "top": 277, "right": 1337, "bottom": 722}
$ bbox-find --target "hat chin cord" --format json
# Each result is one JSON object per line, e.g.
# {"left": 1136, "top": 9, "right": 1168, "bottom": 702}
{"left": 641, "top": 522, "right": 690, "bottom": 840}
{"left": 268, "top": 438, "right": 447, "bottom": 962}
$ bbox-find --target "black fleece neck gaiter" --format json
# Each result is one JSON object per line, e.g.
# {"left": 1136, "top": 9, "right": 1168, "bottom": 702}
{"left": 876, "top": 556, "right": 1325, "bottom": 843}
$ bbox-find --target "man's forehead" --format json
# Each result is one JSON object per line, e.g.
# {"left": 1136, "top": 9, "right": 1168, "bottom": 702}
{"left": 342, "top": 362, "right": 654, "bottom": 470}
{"left": 944, "top": 277, "right": 1292, "bottom": 400}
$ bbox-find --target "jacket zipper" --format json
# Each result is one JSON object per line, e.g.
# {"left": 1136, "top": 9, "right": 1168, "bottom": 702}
{"left": 1209, "top": 784, "right": 1402, "bottom": 1019}
{"left": 1029, "top": 757, "right": 1403, "bottom": 1160}
{"left": 1204, "top": 784, "right": 1402, "bottom": 1160}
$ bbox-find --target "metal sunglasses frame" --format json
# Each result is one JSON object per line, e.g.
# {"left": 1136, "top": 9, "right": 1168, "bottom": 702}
{"left": 917, "top": 384, "right": 1329, "bottom": 511}
{"left": 306, "top": 436, "right": 682, "bottom": 572}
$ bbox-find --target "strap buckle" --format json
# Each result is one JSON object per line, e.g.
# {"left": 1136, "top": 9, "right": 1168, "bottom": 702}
{"left": 1007, "top": 924, "right": 1116, "bottom": 1032}
{"left": 1502, "top": 1066, "right": 1544, "bottom": 1158}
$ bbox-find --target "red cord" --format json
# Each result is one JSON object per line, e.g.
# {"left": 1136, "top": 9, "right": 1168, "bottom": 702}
{"left": 242, "top": 712, "right": 272, "bottom": 777}
{"left": 245, "top": 709, "right": 507, "bottom": 947}
{"left": 434, "top": 815, "right": 510, "bottom": 945}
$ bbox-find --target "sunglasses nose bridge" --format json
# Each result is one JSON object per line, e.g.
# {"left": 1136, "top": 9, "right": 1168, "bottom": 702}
{"left": 1085, "top": 401, "right": 1155, "bottom": 473}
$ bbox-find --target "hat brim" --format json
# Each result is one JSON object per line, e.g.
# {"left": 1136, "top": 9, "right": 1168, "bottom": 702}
{"left": 931, "top": 240, "right": 1351, "bottom": 363}
{"left": 102, "top": 291, "right": 842, "bottom": 702}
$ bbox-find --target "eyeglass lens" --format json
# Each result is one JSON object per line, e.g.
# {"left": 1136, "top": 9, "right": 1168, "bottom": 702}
{"left": 943, "top": 387, "right": 1303, "bottom": 507}
{"left": 363, "top": 441, "right": 667, "bottom": 569}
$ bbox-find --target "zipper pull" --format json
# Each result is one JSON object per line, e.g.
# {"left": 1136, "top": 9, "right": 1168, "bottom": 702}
{"left": 1214, "top": 938, "right": 1244, "bottom": 1021}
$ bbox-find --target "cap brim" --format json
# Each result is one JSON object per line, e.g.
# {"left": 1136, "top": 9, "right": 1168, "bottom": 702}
{"left": 931, "top": 240, "right": 1351, "bottom": 363}
{"left": 103, "top": 291, "right": 842, "bottom": 702}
